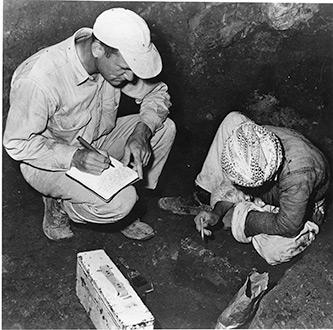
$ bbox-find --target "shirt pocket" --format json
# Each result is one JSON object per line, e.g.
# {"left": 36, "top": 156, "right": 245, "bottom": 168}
{"left": 48, "top": 108, "right": 91, "bottom": 142}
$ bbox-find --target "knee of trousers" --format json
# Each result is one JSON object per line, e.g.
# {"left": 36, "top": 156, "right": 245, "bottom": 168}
{"left": 111, "top": 185, "right": 138, "bottom": 220}
{"left": 65, "top": 185, "right": 138, "bottom": 224}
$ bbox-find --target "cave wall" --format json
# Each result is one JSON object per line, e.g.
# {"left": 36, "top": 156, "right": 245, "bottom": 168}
{"left": 3, "top": 1, "right": 333, "bottom": 144}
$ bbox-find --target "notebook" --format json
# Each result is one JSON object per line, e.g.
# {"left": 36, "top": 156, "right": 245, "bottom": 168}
{"left": 66, "top": 157, "right": 139, "bottom": 202}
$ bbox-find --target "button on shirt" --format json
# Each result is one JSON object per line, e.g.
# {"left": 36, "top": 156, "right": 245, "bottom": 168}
{"left": 3, "top": 28, "right": 171, "bottom": 171}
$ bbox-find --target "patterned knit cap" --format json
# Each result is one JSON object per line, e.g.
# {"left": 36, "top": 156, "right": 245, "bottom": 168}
{"left": 221, "top": 121, "right": 283, "bottom": 187}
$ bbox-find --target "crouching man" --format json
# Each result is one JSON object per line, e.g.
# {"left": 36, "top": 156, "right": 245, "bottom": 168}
{"left": 3, "top": 8, "right": 176, "bottom": 241}
{"left": 160, "top": 111, "right": 329, "bottom": 264}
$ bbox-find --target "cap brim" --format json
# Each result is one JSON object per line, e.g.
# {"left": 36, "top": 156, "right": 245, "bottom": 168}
{"left": 120, "top": 43, "right": 162, "bottom": 79}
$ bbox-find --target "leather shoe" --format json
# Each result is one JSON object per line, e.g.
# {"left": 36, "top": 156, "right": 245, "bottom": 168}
{"left": 42, "top": 197, "right": 74, "bottom": 241}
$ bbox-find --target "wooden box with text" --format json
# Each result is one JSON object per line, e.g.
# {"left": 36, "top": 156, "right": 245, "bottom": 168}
{"left": 76, "top": 249, "right": 154, "bottom": 329}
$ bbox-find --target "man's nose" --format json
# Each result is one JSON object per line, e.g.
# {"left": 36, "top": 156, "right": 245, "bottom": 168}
{"left": 123, "top": 70, "right": 134, "bottom": 82}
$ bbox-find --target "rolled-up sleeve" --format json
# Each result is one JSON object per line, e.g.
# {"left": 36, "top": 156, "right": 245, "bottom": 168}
{"left": 3, "top": 77, "right": 78, "bottom": 171}
{"left": 122, "top": 80, "right": 172, "bottom": 133}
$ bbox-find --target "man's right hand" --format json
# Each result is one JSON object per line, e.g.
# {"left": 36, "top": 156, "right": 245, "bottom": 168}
{"left": 71, "top": 149, "right": 110, "bottom": 175}
{"left": 194, "top": 210, "right": 220, "bottom": 236}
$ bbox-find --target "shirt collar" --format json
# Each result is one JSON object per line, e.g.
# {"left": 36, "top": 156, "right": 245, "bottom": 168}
{"left": 67, "top": 28, "right": 96, "bottom": 86}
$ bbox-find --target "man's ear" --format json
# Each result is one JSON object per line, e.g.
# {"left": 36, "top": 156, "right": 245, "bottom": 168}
{"left": 91, "top": 41, "right": 105, "bottom": 58}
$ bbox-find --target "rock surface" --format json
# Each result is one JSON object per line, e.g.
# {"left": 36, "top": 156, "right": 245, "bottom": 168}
{"left": 2, "top": 1, "right": 333, "bottom": 329}
{"left": 250, "top": 228, "right": 333, "bottom": 328}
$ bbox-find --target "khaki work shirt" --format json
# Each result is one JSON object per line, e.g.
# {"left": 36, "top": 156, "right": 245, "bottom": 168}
{"left": 3, "top": 28, "right": 171, "bottom": 171}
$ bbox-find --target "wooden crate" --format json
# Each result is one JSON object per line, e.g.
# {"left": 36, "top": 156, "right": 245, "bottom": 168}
{"left": 76, "top": 249, "right": 154, "bottom": 329}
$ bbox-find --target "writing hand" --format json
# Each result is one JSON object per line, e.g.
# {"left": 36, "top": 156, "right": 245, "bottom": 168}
{"left": 71, "top": 149, "right": 110, "bottom": 175}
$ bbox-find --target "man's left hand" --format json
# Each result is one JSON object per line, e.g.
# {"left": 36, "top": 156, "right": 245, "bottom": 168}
{"left": 122, "top": 122, "right": 152, "bottom": 179}
{"left": 222, "top": 207, "right": 234, "bottom": 229}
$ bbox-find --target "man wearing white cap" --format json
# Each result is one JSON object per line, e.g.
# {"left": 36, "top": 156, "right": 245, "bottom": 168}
{"left": 159, "top": 111, "right": 329, "bottom": 264}
{"left": 3, "top": 8, "right": 176, "bottom": 241}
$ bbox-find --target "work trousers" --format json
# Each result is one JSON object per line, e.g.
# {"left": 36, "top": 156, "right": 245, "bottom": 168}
{"left": 195, "top": 111, "right": 247, "bottom": 193}
{"left": 21, "top": 115, "right": 176, "bottom": 224}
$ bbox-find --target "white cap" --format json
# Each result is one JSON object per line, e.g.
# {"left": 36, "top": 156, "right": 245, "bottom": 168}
{"left": 93, "top": 8, "right": 162, "bottom": 79}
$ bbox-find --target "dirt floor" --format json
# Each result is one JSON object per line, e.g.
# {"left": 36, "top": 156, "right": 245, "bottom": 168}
{"left": 2, "top": 2, "right": 332, "bottom": 328}
{"left": 2, "top": 114, "right": 333, "bottom": 329}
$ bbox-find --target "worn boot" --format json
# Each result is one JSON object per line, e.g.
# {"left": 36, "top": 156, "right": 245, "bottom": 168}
{"left": 158, "top": 189, "right": 212, "bottom": 215}
{"left": 42, "top": 197, "right": 74, "bottom": 241}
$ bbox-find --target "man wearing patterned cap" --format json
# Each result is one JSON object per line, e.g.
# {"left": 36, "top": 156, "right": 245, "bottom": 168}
{"left": 3, "top": 8, "right": 176, "bottom": 241}
{"left": 159, "top": 111, "right": 329, "bottom": 263}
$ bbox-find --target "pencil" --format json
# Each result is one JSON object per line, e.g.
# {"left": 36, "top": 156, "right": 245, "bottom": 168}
{"left": 77, "top": 136, "right": 114, "bottom": 167}
{"left": 200, "top": 218, "right": 204, "bottom": 240}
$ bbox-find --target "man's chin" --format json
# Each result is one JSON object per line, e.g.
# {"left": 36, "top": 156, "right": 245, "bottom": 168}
{"left": 109, "top": 80, "right": 128, "bottom": 88}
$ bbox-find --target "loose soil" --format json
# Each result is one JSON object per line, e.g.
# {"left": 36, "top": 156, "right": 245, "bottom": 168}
{"left": 3, "top": 117, "right": 332, "bottom": 329}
